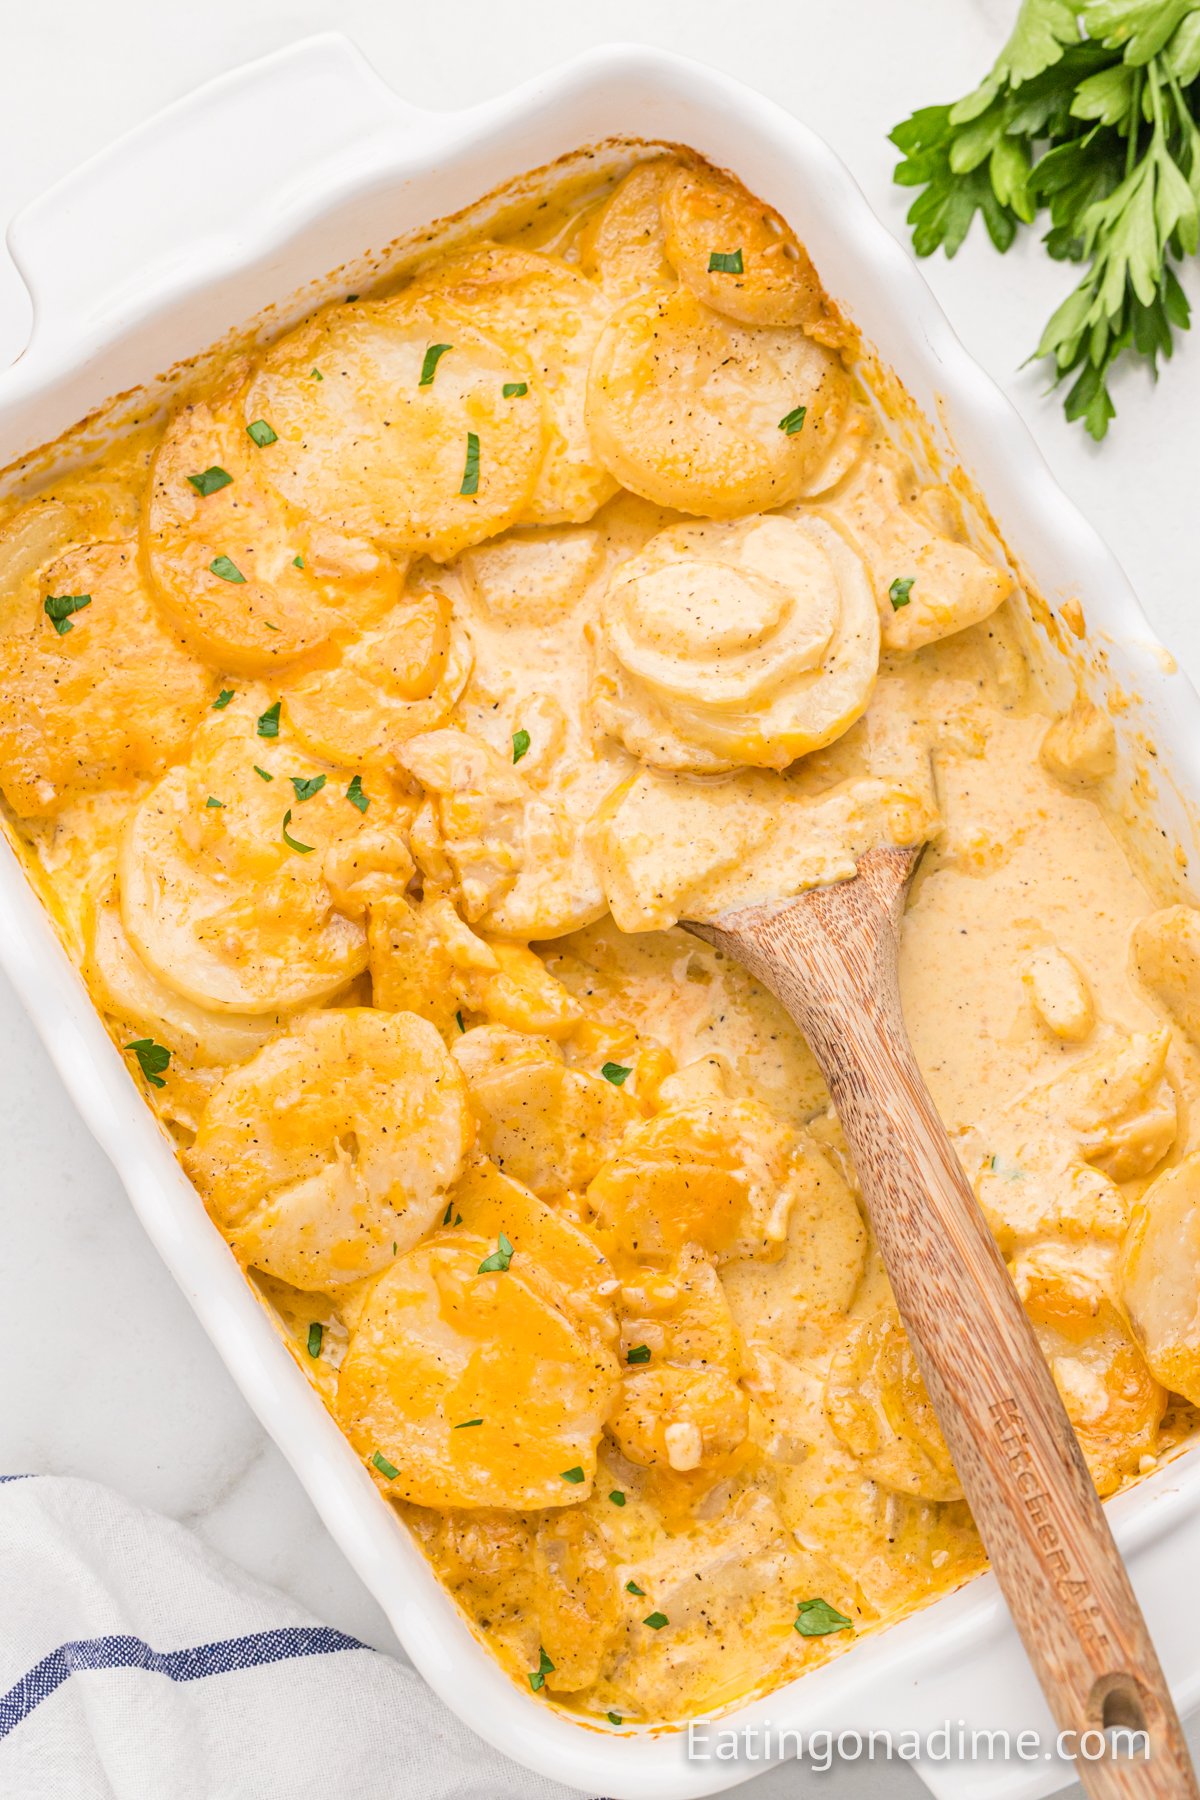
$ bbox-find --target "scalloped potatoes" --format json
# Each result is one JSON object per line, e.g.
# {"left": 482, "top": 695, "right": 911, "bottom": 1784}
{"left": 1, "top": 144, "right": 1197, "bottom": 1739}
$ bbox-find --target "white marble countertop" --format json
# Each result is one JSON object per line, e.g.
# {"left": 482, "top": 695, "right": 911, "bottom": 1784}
{"left": 3, "top": 3, "right": 1200, "bottom": 1795}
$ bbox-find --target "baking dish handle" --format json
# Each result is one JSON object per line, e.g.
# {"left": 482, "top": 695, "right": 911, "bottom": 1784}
{"left": 6, "top": 32, "right": 422, "bottom": 365}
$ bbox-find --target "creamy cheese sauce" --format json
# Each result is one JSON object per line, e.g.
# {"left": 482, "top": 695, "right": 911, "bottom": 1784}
{"left": 2, "top": 147, "right": 1200, "bottom": 1728}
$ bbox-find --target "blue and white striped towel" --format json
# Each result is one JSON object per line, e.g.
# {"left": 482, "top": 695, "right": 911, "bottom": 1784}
{"left": 0, "top": 1474, "right": 592, "bottom": 1800}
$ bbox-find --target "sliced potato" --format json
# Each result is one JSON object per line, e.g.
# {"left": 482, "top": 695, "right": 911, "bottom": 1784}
{"left": 143, "top": 402, "right": 405, "bottom": 673}
{"left": 661, "top": 164, "right": 836, "bottom": 336}
{"left": 335, "top": 1234, "right": 618, "bottom": 1507}
{"left": 1038, "top": 1029, "right": 1176, "bottom": 1182}
{"left": 0, "top": 539, "right": 210, "bottom": 818}
{"left": 368, "top": 892, "right": 484, "bottom": 1033}
{"left": 824, "top": 1313, "right": 962, "bottom": 1502}
{"left": 1132, "top": 906, "right": 1200, "bottom": 1048}
{"left": 534, "top": 1509, "right": 622, "bottom": 1691}
{"left": 283, "top": 588, "right": 472, "bottom": 770}
{"left": 586, "top": 286, "right": 849, "bottom": 517}
{"left": 591, "top": 513, "right": 878, "bottom": 772}
{"left": 721, "top": 1140, "right": 866, "bottom": 1354}
{"left": 402, "top": 244, "right": 617, "bottom": 525}
{"left": 608, "top": 1244, "right": 747, "bottom": 1471}
{"left": 822, "top": 451, "right": 1013, "bottom": 652}
{"left": 973, "top": 1132, "right": 1128, "bottom": 1254}
{"left": 454, "top": 1024, "right": 638, "bottom": 1196}
{"left": 118, "top": 691, "right": 407, "bottom": 1013}
{"left": 1022, "top": 946, "right": 1095, "bottom": 1043}
{"left": 456, "top": 526, "right": 603, "bottom": 624}
{"left": 587, "top": 1098, "right": 802, "bottom": 1263}
{"left": 576, "top": 159, "right": 679, "bottom": 300}
{"left": 245, "top": 298, "right": 545, "bottom": 560}
{"left": 400, "top": 727, "right": 607, "bottom": 938}
{"left": 87, "top": 889, "right": 277, "bottom": 1069}
{"left": 186, "top": 1008, "right": 471, "bottom": 1288}
{"left": 1015, "top": 1244, "right": 1164, "bottom": 1495}
{"left": 1040, "top": 699, "right": 1116, "bottom": 786}
{"left": 450, "top": 1157, "right": 618, "bottom": 1352}
{"left": 1121, "top": 1153, "right": 1200, "bottom": 1405}
{"left": 470, "top": 941, "right": 583, "bottom": 1039}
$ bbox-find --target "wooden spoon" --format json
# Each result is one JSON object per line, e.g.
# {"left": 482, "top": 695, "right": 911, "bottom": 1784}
{"left": 686, "top": 846, "right": 1198, "bottom": 1798}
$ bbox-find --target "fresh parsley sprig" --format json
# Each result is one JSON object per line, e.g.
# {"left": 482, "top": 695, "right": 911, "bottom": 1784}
{"left": 891, "top": 0, "right": 1200, "bottom": 437}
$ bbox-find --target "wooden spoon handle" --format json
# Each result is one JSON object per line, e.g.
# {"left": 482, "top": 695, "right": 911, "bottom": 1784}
{"left": 690, "top": 849, "right": 1197, "bottom": 1798}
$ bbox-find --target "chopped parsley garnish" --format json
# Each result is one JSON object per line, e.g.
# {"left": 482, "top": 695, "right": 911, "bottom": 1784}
{"left": 794, "top": 1598, "right": 853, "bottom": 1638}
{"left": 528, "top": 1646, "right": 555, "bottom": 1692}
{"left": 44, "top": 592, "right": 91, "bottom": 635}
{"left": 253, "top": 765, "right": 274, "bottom": 782}
{"left": 477, "top": 1233, "right": 514, "bottom": 1274}
{"left": 455, "top": 1010, "right": 465, "bottom": 1033}
{"left": 442, "top": 1202, "right": 454, "bottom": 1226}
{"left": 205, "top": 796, "right": 225, "bottom": 809}
{"left": 889, "top": 577, "right": 914, "bottom": 610}
{"left": 459, "top": 431, "right": 480, "bottom": 496}
{"left": 643, "top": 1612, "right": 669, "bottom": 1631}
{"left": 454, "top": 1418, "right": 484, "bottom": 1429}
{"left": 212, "top": 689, "right": 235, "bottom": 709}
{"left": 209, "top": 554, "right": 245, "bottom": 584}
{"left": 626, "top": 1344, "right": 651, "bottom": 1365}
{"left": 346, "top": 293, "right": 359, "bottom": 303}
{"left": 609, "top": 1490, "right": 626, "bottom": 1506}
{"left": 625, "top": 1580, "right": 645, "bottom": 1596}
{"left": 502, "top": 381, "right": 528, "bottom": 398}
{"left": 290, "top": 773, "right": 327, "bottom": 803}
{"left": 607, "top": 1713, "right": 623, "bottom": 1726}
{"left": 310, "top": 367, "right": 324, "bottom": 381}
{"left": 187, "top": 466, "right": 233, "bottom": 496}
{"left": 778, "top": 406, "right": 808, "bottom": 435}
{"left": 346, "top": 774, "right": 369, "bottom": 813}
{"left": 419, "top": 342, "right": 453, "bottom": 386}
{"left": 561, "top": 1467, "right": 586, "bottom": 1485}
{"left": 511, "top": 728, "right": 530, "bottom": 764}
{"left": 247, "top": 419, "right": 278, "bottom": 448}
{"left": 371, "top": 1451, "right": 399, "bottom": 1480}
{"left": 292, "top": 554, "right": 305, "bottom": 570}
{"left": 126, "top": 1038, "right": 170, "bottom": 1089}
{"left": 282, "top": 808, "right": 314, "bottom": 854}
{"left": 256, "top": 701, "right": 281, "bottom": 738}
{"left": 601, "top": 1062, "right": 631, "bottom": 1087}
{"left": 307, "top": 1321, "right": 323, "bottom": 1358}
{"left": 708, "top": 249, "right": 744, "bottom": 273}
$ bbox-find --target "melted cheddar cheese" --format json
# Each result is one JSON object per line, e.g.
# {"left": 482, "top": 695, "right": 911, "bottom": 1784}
{"left": 2, "top": 148, "right": 1199, "bottom": 1729}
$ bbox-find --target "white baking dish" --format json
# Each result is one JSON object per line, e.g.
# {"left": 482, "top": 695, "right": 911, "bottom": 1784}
{"left": 3, "top": 33, "right": 1199, "bottom": 1800}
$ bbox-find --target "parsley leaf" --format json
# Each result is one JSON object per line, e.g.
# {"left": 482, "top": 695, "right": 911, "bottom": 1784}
{"left": 187, "top": 466, "right": 233, "bottom": 496}
{"left": 256, "top": 701, "right": 281, "bottom": 738}
{"left": 290, "top": 773, "right": 327, "bottom": 803}
{"left": 708, "top": 249, "right": 744, "bottom": 272}
{"left": 502, "top": 381, "right": 528, "bottom": 397}
{"left": 126, "top": 1038, "right": 170, "bottom": 1088}
{"left": 794, "top": 1597, "right": 854, "bottom": 1638}
{"left": 607, "top": 1713, "right": 623, "bottom": 1725}
{"left": 529, "top": 1646, "right": 555, "bottom": 1692}
{"left": 419, "top": 342, "right": 453, "bottom": 386}
{"left": 44, "top": 593, "right": 91, "bottom": 635}
{"left": 460, "top": 432, "right": 480, "bottom": 496}
{"left": 626, "top": 1344, "right": 651, "bottom": 1364}
{"left": 209, "top": 555, "right": 245, "bottom": 584}
{"left": 512, "top": 728, "right": 531, "bottom": 763}
{"left": 281, "top": 807, "right": 315, "bottom": 854}
{"left": 625, "top": 1580, "right": 645, "bottom": 1596}
{"left": 205, "top": 796, "right": 224, "bottom": 809}
{"left": 561, "top": 1466, "right": 586, "bottom": 1484}
{"left": 609, "top": 1490, "right": 626, "bottom": 1506}
{"left": 247, "top": 419, "right": 278, "bottom": 447}
{"left": 778, "top": 406, "right": 808, "bottom": 435}
{"left": 477, "top": 1233, "right": 514, "bottom": 1274}
{"left": 601, "top": 1061, "right": 632, "bottom": 1086}
{"left": 643, "top": 1612, "right": 669, "bottom": 1630}
{"left": 307, "top": 1321, "right": 323, "bottom": 1358}
{"left": 455, "top": 1009, "right": 465, "bottom": 1033}
{"left": 212, "top": 689, "right": 235, "bottom": 709}
{"left": 371, "top": 1451, "right": 399, "bottom": 1480}
{"left": 254, "top": 765, "right": 274, "bottom": 782}
{"left": 889, "top": 577, "right": 915, "bottom": 609}
{"left": 345, "top": 774, "right": 369, "bottom": 813}
{"left": 454, "top": 1417, "right": 484, "bottom": 1429}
